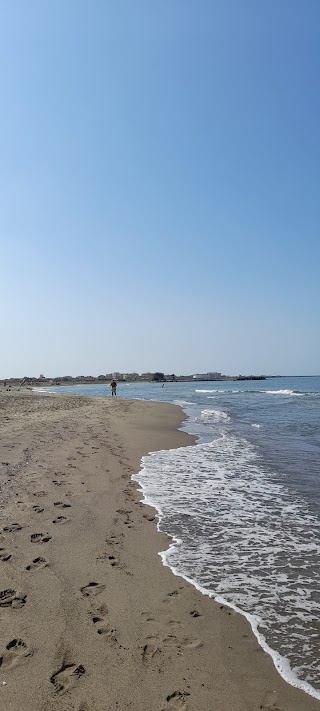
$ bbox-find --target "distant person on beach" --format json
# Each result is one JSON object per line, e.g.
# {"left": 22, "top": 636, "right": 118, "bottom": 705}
{"left": 110, "top": 380, "right": 117, "bottom": 397}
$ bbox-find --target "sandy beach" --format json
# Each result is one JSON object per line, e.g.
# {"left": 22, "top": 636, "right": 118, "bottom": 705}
{"left": 0, "top": 390, "right": 319, "bottom": 711}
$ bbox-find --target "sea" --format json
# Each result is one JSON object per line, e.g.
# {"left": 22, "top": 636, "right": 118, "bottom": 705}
{"left": 35, "top": 376, "right": 320, "bottom": 699}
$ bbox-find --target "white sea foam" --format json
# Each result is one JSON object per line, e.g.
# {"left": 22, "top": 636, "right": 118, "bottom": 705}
{"left": 265, "top": 389, "right": 303, "bottom": 396}
{"left": 197, "top": 388, "right": 312, "bottom": 397}
{"left": 133, "top": 436, "right": 320, "bottom": 698}
{"left": 251, "top": 423, "right": 261, "bottom": 428}
{"left": 200, "top": 409, "right": 230, "bottom": 423}
{"left": 174, "top": 400, "right": 194, "bottom": 406}
{"left": 158, "top": 552, "right": 320, "bottom": 700}
{"left": 196, "top": 389, "right": 240, "bottom": 394}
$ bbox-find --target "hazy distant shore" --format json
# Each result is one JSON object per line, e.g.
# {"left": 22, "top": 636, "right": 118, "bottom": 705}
{"left": 1, "top": 374, "right": 266, "bottom": 388}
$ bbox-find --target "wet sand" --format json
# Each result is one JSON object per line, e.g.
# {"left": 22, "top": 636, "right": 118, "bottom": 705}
{"left": 0, "top": 390, "right": 319, "bottom": 711}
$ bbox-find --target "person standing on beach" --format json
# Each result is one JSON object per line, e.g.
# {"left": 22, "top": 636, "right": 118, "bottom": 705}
{"left": 110, "top": 379, "right": 117, "bottom": 397}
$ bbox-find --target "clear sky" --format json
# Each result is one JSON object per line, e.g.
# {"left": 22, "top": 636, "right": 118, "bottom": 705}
{"left": 1, "top": 1, "right": 319, "bottom": 378}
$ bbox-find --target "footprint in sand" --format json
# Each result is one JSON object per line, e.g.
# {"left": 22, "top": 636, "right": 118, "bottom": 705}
{"left": 141, "top": 612, "right": 155, "bottom": 622}
{"left": 163, "top": 589, "right": 182, "bottom": 603}
{"left": 190, "top": 610, "right": 201, "bottom": 618}
{"left": 54, "top": 501, "right": 71, "bottom": 509}
{"left": 116, "top": 509, "right": 133, "bottom": 526}
{"left": 0, "top": 638, "right": 32, "bottom": 669}
{"left": 168, "top": 620, "right": 181, "bottom": 631}
{"left": 0, "top": 589, "right": 27, "bottom": 608}
{"left": 3, "top": 523, "right": 22, "bottom": 533}
{"left": 32, "top": 505, "right": 44, "bottom": 514}
{"left": 52, "top": 516, "right": 69, "bottom": 524}
{"left": 142, "top": 636, "right": 160, "bottom": 661}
{"left": 161, "top": 691, "right": 190, "bottom": 711}
{"left": 91, "top": 603, "right": 115, "bottom": 637}
{"left": 50, "top": 662, "right": 85, "bottom": 694}
{"left": 16, "top": 502, "right": 29, "bottom": 511}
{"left": 105, "top": 533, "right": 123, "bottom": 548}
{"left": 31, "top": 533, "right": 52, "bottom": 543}
{"left": 97, "top": 551, "right": 121, "bottom": 567}
{"left": 180, "top": 637, "right": 202, "bottom": 649}
{"left": 143, "top": 513, "right": 156, "bottom": 522}
{"left": 26, "top": 556, "right": 48, "bottom": 571}
{"left": 142, "top": 632, "right": 202, "bottom": 661}
{"left": 80, "top": 582, "right": 106, "bottom": 598}
{"left": 0, "top": 547, "right": 12, "bottom": 562}
{"left": 33, "top": 491, "right": 47, "bottom": 498}
{"left": 142, "top": 634, "right": 171, "bottom": 662}
{"left": 219, "top": 604, "right": 235, "bottom": 616}
{"left": 163, "top": 633, "right": 201, "bottom": 651}
{"left": 260, "top": 691, "right": 281, "bottom": 710}
{"left": 107, "top": 554, "right": 120, "bottom": 567}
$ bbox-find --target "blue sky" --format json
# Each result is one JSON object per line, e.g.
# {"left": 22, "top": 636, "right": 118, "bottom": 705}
{"left": 1, "top": 1, "right": 319, "bottom": 377}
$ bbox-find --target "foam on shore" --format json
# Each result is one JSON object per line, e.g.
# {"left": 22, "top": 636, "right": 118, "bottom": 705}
{"left": 133, "top": 435, "right": 320, "bottom": 700}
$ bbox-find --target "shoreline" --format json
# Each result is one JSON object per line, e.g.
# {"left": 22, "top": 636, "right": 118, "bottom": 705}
{"left": 0, "top": 390, "right": 319, "bottom": 710}
{"left": 136, "top": 448, "right": 320, "bottom": 704}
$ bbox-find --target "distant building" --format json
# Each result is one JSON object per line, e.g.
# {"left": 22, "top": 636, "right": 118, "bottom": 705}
{"left": 193, "top": 372, "right": 221, "bottom": 380}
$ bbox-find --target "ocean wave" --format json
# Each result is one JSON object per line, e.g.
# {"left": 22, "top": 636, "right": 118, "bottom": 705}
{"left": 251, "top": 423, "right": 261, "bottom": 428}
{"left": 265, "top": 389, "right": 304, "bottom": 396}
{"left": 199, "top": 388, "right": 317, "bottom": 397}
{"left": 174, "top": 400, "right": 194, "bottom": 406}
{"left": 200, "top": 409, "right": 230, "bottom": 423}
{"left": 133, "top": 435, "right": 320, "bottom": 698}
{"left": 196, "top": 389, "right": 240, "bottom": 394}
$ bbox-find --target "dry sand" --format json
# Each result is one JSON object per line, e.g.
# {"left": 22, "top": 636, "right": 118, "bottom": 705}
{"left": 0, "top": 389, "right": 319, "bottom": 711}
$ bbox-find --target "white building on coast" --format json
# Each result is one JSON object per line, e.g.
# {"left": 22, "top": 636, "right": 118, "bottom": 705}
{"left": 193, "top": 372, "right": 221, "bottom": 380}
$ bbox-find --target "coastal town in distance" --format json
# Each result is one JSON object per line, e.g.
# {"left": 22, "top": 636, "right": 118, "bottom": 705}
{"left": 1, "top": 371, "right": 266, "bottom": 387}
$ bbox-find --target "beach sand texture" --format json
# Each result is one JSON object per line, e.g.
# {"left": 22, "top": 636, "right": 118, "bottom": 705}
{"left": 0, "top": 390, "right": 319, "bottom": 711}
